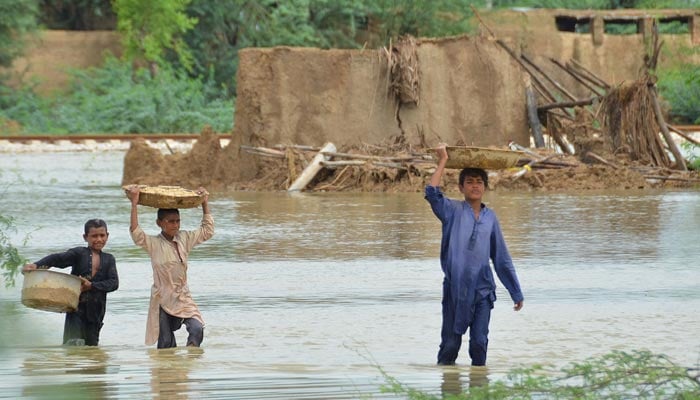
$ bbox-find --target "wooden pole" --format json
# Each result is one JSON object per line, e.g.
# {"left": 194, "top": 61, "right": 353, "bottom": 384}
{"left": 649, "top": 87, "right": 687, "bottom": 171}
{"left": 288, "top": 142, "right": 337, "bottom": 191}
{"left": 667, "top": 124, "right": 700, "bottom": 146}
{"left": 549, "top": 58, "right": 604, "bottom": 97}
{"left": 521, "top": 54, "right": 578, "bottom": 102}
{"left": 525, "top": 78, "right": 545, "bottom": 148}
{"left": 538, "top": 97, "right": 597, "bottom": 111}
{"left": 569, "top": 58, "right": 611, "bottom": 89}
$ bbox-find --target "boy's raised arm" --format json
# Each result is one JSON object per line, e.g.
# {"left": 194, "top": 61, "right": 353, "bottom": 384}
{"left": 126, "top": 185, "right": 140, "bottom": 232}
{"left": 197, "top": 187, "right": 210, "bottom": 215}
{"left": 429, "top": 144, "right": 449, "bottom": 187}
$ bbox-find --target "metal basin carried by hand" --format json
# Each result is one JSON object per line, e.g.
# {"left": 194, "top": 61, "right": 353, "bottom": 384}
{"left": 21, "top": 269, "right": 81, "bottom": 313}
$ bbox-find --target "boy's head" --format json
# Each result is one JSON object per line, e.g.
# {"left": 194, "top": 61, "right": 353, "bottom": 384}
{"left": 458, "top": 168, "right": 488, "bottom": 202}
{"left": 83, "top": 219, "right": 109, "bottom": 252}
{"left": 157, "top": 208, "right": 181, "bottom": 238}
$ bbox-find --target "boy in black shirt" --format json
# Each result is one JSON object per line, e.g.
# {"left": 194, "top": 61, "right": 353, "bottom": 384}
{"left": 23, "top": 219, "right": 119, "bottom": 346}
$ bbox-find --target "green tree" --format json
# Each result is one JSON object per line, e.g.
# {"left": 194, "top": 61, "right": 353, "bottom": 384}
{"left": 113, "top": 0, "right": 198, "bottom": 76}
{"left": 0, "top": 0, "right": 39, "bottom": 69}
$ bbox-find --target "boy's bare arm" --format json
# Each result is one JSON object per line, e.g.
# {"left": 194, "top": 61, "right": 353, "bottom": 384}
{"left": 197, "top": 187, "right": 210, "bottom": 215}
{"left": 429, "top": 144, "right": 449, "bottom": 187}
{"left": 126, "top": 185, "right": 140, "bottom": 232}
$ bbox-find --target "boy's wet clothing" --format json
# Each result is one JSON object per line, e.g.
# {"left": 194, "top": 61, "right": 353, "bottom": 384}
{"left": 425, "top": 185, "right": 523, "bottom": 365}
{"left": 34, "top": 247, "right": 119, "bottom": 345}
{"left": 130, "top": 213, "right": 214, "bottom": 346}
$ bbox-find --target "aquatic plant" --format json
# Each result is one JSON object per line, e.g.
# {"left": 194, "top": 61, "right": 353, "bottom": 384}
{"left": 382, "top": 350, "right": 700, "bottom": 399}
{"left": 0, "top": 213, "right": 27, "bottom": 288}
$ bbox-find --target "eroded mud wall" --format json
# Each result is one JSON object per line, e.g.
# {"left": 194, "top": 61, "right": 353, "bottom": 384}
{"left": 233, "top": 36, "right": 530, "bottom": 180}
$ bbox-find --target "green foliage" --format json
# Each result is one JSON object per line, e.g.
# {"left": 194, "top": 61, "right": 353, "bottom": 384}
{"left": 681, "top": 142, "right": 700, "bottom": 170}
{"left": 491, "top": 0, "right": 613, "bottom": 8}
{"left": 631, "top": 0, "right": 700, "bottom": 8}
{"left": 493, "top": 0, "right": 700, "bottom": 7}
{"left": 113, "top": 0, "right": 197, "bottom": 72}
{"left": 0, "top": 0, "right": 39, "bottom": 68}
{"left": 0, "top": 213, "right": 28, "bottom": 288}
{"left": 0, "top": 57, "right": 233, "bottom": 134}
{"left": 657, "top": 64, "right": 700, "bottom": 125}
{"left": 382, "top": 350, "right": 700, "bottom": 399}
{"left": 369, "top": 0, "right": 476, "bottom": 41}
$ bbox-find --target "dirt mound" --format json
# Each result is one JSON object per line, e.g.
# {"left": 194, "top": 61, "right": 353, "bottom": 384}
{"left": 122, "top": 126, "right": 225, "bottom": 188}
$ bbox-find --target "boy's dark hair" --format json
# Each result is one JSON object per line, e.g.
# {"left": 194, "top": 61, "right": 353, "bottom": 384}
{"left": 157, "top": 208, "right": 180, "bottom": 220}
{"left": 459, "top": 168, "right": 488, "bottom": 188}
{"left": 84, "top": 219, "right": 108, "bottom": 234}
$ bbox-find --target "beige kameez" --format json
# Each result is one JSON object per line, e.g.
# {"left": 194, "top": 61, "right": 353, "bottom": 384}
{"left": 130, "top": 213, "right": 214, "bottom": 345}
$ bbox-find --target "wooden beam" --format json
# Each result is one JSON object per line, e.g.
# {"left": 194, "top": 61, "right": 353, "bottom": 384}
{"left": 538, "top": 97, "right": 597, "bottom": 111}
{"left": 288, "top": 142, "right": 337, "bottom": 191}
{"left": 649, "top": 87, "right": 687, "bottom": 171}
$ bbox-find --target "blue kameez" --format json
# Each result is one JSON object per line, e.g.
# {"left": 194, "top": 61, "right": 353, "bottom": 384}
{"left": 425, "top": 185, "right": 523, "bottom": 336}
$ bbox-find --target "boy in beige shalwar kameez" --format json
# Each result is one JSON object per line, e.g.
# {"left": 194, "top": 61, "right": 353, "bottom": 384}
{"left": 127, "top": 186, "right": 214, "bottom": 348}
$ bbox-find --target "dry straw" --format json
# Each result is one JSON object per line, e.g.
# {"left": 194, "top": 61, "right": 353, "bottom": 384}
{"left": 385, "top": 35, "right": 420, "bottom": 105}
{"left": 123, "top": 185, "right": 205, "bottom": 209}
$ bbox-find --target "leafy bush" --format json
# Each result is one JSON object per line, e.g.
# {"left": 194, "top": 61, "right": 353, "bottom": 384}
{"left": 0, "top": 0, "right": 39, "bottom": 68}
{"left": 0, "top": 57, "right": 234, "bottom": 134}
{"left": 383, "top": 350, "right": 700, "bottom": 399}
{"left": 657, "top": 64, "right": 700, "bottom": 124}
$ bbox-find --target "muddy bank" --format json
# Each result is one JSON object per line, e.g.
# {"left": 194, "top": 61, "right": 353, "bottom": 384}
{"left": 121, "top": 128, "right": 699, "bottom": 193}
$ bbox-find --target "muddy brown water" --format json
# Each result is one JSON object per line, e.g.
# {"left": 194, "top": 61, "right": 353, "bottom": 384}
{"left": 1, "top": 150, "right": 699, "bottom": 399}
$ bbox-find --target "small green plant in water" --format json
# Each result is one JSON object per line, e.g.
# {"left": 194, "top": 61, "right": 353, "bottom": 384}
{"left": 381, "top": 350, "right": 700, "bottom": 399}
{"left": 0, "top": 213, "right": 28, "bottom": 288}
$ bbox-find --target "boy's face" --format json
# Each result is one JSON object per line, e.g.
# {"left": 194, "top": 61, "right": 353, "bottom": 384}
{"left": 83, "top": 227, "right": 109, "bottom": 251}
{"left": 459, "top": 176, "right": 485, "bottom": 202}
{"left": 157, "top": 213, "right": 181, "bottom": 237}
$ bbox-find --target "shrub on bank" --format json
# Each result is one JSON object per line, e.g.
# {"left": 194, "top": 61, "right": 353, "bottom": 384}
{"left": 658, "top": 64, "right": 700, "bottom": 125}
{"left": 0, "top": 57, "right": 233, "bottom": 134}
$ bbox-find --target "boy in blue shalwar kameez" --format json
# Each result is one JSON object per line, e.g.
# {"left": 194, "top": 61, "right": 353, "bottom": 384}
{"left": 425, "top": 145, "right": 524, "bottom": 366}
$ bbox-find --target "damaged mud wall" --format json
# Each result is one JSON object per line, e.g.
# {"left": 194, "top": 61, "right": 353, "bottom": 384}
{"left": 123, "top": 36, "right": 530, "bottom": 189}
{"left": 233, "top": 36, "right": 530, "bottom": 181}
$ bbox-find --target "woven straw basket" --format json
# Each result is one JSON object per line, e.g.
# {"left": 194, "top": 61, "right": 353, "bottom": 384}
{"left": 428, "top": 146, "right": 523, "bottom": 170}
{"left": 123, "top": 185, "right": 205, "bottom": 209}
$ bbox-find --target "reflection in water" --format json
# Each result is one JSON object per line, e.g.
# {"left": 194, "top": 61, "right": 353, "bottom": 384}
{"left": 149, "top": 347, "right": 203, "bottom": 399}
{"left": 21, "top": 346, "right": 111, "bottom": 399}
{"left": 440, "top": 366, "right": 490, "bottom": 397}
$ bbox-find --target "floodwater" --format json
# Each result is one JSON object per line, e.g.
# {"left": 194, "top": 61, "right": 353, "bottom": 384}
{"left": 0, "top": 149, "right": 699, "bottom": 399}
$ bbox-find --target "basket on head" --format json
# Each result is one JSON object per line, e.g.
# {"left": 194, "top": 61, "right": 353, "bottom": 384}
{"left": 123, "top": 185, "right": 205, "bottom": 209}
{"left": 428, "top": 146, "right": 523, "bottom": 170}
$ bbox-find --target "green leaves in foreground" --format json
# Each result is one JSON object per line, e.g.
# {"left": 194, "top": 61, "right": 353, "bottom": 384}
{"left": 382, "top": 350, "right": 700, "bottom": 399}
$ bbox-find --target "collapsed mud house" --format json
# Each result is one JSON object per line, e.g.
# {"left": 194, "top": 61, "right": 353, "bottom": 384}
{"left": 122, "top": 9, "right": 700, "bottom": 192}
